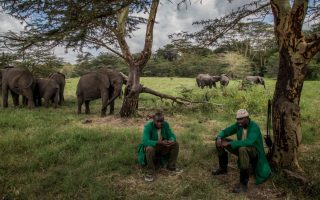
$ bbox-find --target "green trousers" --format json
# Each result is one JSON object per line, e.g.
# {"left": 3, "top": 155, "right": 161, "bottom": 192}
{"left": 145, "top": 142, "right": 179, "bottom": 175}
{"left": 216, "top": 139, "right": 257, "bottom": 170}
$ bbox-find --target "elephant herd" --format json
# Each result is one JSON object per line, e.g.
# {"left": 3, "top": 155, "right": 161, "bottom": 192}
{"left": 0, "top": 67, "right": 65, "bottom": 108}
{"left": 1, "top": 66, "right": 265, "bottom": 116}
{"left": 196, "top": 74, "right": 230, "bottom": 89}
{"left": 1, "top": 66, "right": 127, "bottom": 117}
{"left": 196, "top": 74, "right": 265, "bottom": 89}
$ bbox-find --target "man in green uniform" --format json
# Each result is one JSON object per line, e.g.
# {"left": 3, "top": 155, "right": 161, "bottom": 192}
{"left": 212, "top": 109, "right": 271, "bottom": 193}
{"left": 138, "top": 112, "right": 181, "bottom": 182}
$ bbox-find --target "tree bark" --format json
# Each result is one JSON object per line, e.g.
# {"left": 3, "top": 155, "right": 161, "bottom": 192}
{"left": 118, "top": 0, "right": 159, "bottom": 117}
{"left": 119, "top": 65, "right": 142, "bottom": 117}
{"left": 271, "top": 48, "right": 306, "bottom": 170}
{"left": 270, "top": 0, "right": 310, "bottom": 170}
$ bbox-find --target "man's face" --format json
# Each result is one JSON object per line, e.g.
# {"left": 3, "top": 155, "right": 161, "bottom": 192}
{"left": 237, "top": 117, "right": 249, "bottom": 127}
{"left": 153, "top": 117, "right": 164, "bottom": 129}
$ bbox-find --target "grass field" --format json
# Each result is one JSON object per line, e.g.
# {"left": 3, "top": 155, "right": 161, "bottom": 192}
{"left": 0, "top": 77, "right": 320, "bottom": 199}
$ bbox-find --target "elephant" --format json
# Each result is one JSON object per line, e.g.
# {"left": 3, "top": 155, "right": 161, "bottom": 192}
{"left": 0, "top": 67, "right": 35, "bottom": 108}
{"left": 34, "top": 78, "right": 60, "bottom": 108}
{"left": 196, "top": 74, "right": 221, "bottom": 89}
{"left": 243, "top": 75, "right": 266, "bottom": 89}
{"left": 76, "top": 68, "right": 127, "bottom": 117}
{"left": 220, "top": 74, "right": 230, "bottom": 87}
{"left": 48, "top": 72, "right": 65, "bottom": 105}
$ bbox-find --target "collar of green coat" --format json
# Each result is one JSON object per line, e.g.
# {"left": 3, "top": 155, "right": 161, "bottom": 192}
{"left": 152, "top": 120, "right": 166, "bottom": 129}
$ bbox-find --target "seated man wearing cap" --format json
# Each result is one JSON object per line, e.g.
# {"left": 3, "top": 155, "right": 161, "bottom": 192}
{"left": 138, "top": 112, "right": 181, "bottom": 182}
{"left": 212, "top": 109, "right": 271, "bottom": 193}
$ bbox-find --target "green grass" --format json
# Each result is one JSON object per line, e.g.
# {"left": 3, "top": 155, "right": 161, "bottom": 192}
{"left": 0, "top": 77, "right": 320, "bottom": 199}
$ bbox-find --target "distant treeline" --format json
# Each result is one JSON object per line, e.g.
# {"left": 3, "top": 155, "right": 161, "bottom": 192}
{"left": 69, "top": 50, "right": 320, "bottom": 80}
{"left": 1, "top": 48, "right": 320, "bottom": 80}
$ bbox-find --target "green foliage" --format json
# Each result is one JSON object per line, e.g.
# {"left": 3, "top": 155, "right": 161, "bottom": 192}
{"left": 0, "top": 49, "right": 64, "bottom": 77}
{"left": 144, "top": 51, "right": 251, "bottom": 77}
{"left": 73, "top": 53, "right": 127, "bottom": 77}
{"left": 306, "top": 53, "right": 320, "bottom": 80}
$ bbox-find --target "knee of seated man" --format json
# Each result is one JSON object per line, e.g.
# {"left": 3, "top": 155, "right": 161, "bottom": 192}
{"left": 145, "top": 146, "right": 155, "bottom": 153}
{"left": 238, "top": 147, "right": 249, "bottom": 155}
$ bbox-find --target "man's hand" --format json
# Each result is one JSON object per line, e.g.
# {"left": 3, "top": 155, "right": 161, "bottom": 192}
{"left": 158, "top": 140, "right": 175, "bottom": 147}
{"left": 221, "top": 140, "right": 230, "bottom": 148}
{"left": 166, "top": 140, "right": 175, "bottom": 147}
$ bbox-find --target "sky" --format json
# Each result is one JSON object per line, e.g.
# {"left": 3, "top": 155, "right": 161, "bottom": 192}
{"left": 0, "top": 1, "right": 248, "bottom": 64}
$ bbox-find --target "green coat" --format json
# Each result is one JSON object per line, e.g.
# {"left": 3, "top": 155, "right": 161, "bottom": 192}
{"left": 138, "top": 121, "right": 176, "bottom": 166}
{"left": 218, "top": 120, "right": 271, "bottom": 184}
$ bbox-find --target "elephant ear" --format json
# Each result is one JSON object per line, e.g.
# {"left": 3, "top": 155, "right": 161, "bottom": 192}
{"left": 97, "top": 72, "right": 110, "bottom": 88}
{"left": 59, "top": 72, "right": 66, "bottom": 78}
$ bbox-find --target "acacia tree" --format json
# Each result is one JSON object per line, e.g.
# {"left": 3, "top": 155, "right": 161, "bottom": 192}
{"left": 219, "top": 22, "right": 277, "bottom": 75}
{"left": 176, "top": 0, "right": 320, "bottom": 170}
{"left": 0, "top": 0, "right": 196, "bottom": 117}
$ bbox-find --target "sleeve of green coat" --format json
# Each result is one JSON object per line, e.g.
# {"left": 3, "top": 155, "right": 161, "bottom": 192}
{"left": 142, "top": 123, "right": 158, "bottom": 147}
{"left": 217, "top": 123, "right": 238, "bottom": 139}
{"left": 165, "top": 122, "right": 176, "bottom": 142}
{"left": 230, "top": 124, "right": 259, "bottom": 149}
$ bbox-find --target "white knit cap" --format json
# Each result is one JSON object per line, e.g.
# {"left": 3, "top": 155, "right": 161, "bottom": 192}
{"left": 236, "top": 109, "right": 249, "bottom": 119}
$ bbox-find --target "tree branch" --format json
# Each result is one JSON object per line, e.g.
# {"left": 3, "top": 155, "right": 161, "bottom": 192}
{"left": 136, "top": 0, "right": 159, "bottom": 67}
{"left": 85, "top": 36, "right": 125, "bottom": 60}
{"left": 141, "top": 86, "right": 223, "bottom": 106}
{"left": 291, "top": 0, "right": 308, "bottom": 34}
{"left": 115, "top": 5, "right": 133, "bottom": 64}
{"left": 271, "top": 0, "right": 291, "bottom": 18}
{"left": 305, "top": 33, "right": 320, "bottom": 58}
{"left": 174, "top": 1, "right": 271, "bottom": 47}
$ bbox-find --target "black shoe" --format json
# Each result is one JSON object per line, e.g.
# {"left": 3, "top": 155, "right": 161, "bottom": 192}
{"left": 212, "top": 168, "right": 228, "bottom": 175}
{"left": 232, "top": 184, "right": 248, "bottom": 193}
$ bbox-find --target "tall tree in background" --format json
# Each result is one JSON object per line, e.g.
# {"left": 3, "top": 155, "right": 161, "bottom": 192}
{"left": 219, "top": 22, "right": 277, "bottom": 76}
{"left": 176, "top": 0, "right": 320, "bottom": 170}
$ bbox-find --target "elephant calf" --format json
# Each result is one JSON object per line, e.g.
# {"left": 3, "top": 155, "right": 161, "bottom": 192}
{"left": 34, "top": 78, "right": 60, "bottom": 108}
{"left": 48, "top": 72, "right": 65, "bottom": 105}
{"left": 242, "top": 75, "right": 266, "bottom": 89}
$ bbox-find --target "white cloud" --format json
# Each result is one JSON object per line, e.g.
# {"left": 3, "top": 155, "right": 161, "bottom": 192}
{"left": 0, "top": 1, "right": 245, "bottom": 64}
{"left": 0, "top": 12, "right": 23, "bottom": 33}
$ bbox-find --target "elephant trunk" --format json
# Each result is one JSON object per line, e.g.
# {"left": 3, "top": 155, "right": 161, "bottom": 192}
{"left": 105, "top": 88, "right": 121, "bottom": 108}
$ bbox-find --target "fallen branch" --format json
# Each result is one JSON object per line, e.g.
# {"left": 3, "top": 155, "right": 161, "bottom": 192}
{"left": 141, "top": 86, "right": 223, "bottom": 106}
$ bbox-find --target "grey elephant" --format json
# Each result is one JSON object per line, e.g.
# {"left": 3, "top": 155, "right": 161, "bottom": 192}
{"left": 1, "top": 67, "right": 35, "bottom": 108}
{"left": 76, "top": 68, "right": 127, "bottom": 117}
{"left": 196, "top": 74, "right": 221, "bottom": 89}
{"left": 220, "top": 74, "right": 230, "bottom": 87}
{"left": 48, "top": 72, "right": 65, "bottom": 105}
{"left": 34, "top": 78, "right": 60, "bottom": 108}
{"left": 243, "top": 75, "right": 266, "bottom": 89}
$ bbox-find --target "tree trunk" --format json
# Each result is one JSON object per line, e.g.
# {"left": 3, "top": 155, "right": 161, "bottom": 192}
{"left": 119, "top": 65, "right": 142, "bottom": 117}
{"left": 271, "top": 47, "right": 307, "bottom": 170}
{"left": 269, "top": 0, "right": 313, "bottom": 171}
